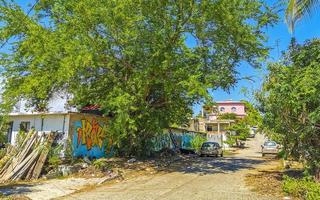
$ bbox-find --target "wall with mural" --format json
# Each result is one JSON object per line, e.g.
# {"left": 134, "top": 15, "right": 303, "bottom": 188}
{"left": 69, "top": 114, "right": 113, "bottom": 158}
{"left": 152, "top": 129, "right": 207, "bottom": 152}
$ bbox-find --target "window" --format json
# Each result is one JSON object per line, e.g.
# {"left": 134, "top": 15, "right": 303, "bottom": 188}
{"left": 20, "top": 121, "right": 30, "bottom": 132}
{"left": 207, "top": 125, "right": 218, "bottom": 131}
{"left": 264, "top": 141, "right": 277, "bottom": 146}
{"left": 231, "top": 107, "right": 237, "bottom": 112}
{"left": 220, "top": 107, "right": 225, "bottom": 112}
{"left": 7, "top": 121, "right": 13, "bottom": 143}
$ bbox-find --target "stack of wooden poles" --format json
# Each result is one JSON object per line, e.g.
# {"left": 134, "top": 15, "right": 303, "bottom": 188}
{"left": 0, "top": 130, "right": 56, "bottom": 182}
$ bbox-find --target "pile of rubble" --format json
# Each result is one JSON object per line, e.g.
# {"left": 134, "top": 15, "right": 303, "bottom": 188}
{"left": 0, "top": 130, "right": 56, "bottom": 182}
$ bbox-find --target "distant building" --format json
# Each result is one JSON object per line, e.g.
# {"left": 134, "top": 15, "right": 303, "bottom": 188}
{"left": 202, "top": 100, "right": 246, "bottom": 120}
{"left": 189, "top": 100, "right": 247, "bottom": 146}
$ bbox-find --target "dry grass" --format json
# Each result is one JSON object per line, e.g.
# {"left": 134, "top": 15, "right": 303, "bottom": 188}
{"left": 245, "top": 160, "right": 304, "bottom": 200}
{"left": 246, "top": 170, "right": 284, "bottom": 198}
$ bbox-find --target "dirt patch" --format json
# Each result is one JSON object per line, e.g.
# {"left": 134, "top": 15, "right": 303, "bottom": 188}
{"left": 245, "top": 160, "right": 305, "bottom": 200}
{"left": 246, "top": 170, "right": 284, "bottom": 198}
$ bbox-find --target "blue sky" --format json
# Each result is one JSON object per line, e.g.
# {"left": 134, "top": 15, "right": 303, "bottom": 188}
{"left": 2, "top": 1, "right": 320, "bottom": 115}
{"left": 193, "top": 3, "right": 320, "bottom": 115}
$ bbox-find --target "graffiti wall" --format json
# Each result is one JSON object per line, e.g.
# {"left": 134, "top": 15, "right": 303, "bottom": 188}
{"left": 152, "top": 129, "right": 207, "bottom": 152}
{"left": 173, "top": 132, "right": 195, "bottom": 150}
{"left": 70, "top": 114, "right": 113, "bottom": 158}
{"left": 151, "top": 134, "right": 174, "bottom": 152}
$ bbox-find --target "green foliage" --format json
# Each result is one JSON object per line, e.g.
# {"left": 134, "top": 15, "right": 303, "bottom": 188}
{"left": 93, "top": 158, "right": 111, "bottom": 171}
{"left": 15, "top": 130, "right": 28, "bottom": 147}
{"left": 47, "top": 144, "right": 63, "bottom": 170}
{"left": 0, "top": 148, "right": 6, "bottom": 159}
{"left": 218, "top": 113, "right": 237, "bottom": 120}
{"left": 0, "top": 132, "right": 7, "bottom": 145}
{"left": 286, "top": 0, "right": 320, "bottom": 33}
{"left": 0, "top": 0, "right": 277, "bottom": 156}
{"left": 226, "top": 121, "right": 250, "bottom": 146}
{"left": 191, "top": 134, "right": 207, "bottom": 153}
{"left": 219, "top": 101, "right": 261, "bottom": 147}
{"left": 283, "top": 175, "right": 320, "bottom": 200}
{"left": 241, "top": 100, "right": 263, "bottom": 127}
{"left": 0, "top": 115, "right": 11, "bottom": 145}
{"left": 257, "top": 39, "right": 320, "bottom": 180}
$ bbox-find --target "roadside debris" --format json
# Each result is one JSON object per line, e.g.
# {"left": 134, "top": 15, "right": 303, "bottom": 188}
{"left": 0, "top": 130, "right": 56, "bottom": 182}
{"left": 127, "top": 158, "right": 136, "bottom": 163}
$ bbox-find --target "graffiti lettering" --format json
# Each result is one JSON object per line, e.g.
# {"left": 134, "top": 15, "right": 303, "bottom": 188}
{"left": 77, "top": 118, "right": 107, "bottom": 150}
{"left": 73, "top": 117, "right": 113, "bottom": 158}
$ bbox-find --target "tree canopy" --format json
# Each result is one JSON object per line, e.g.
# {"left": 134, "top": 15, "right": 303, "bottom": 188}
{"left": 257, "top": 39, "right": 320, "bottom": 180}
{"left": 0, "top": 0, "right": 276, "bottom": 156}
{"left": 224, "top": 101, "right": 262, "bottom": 146}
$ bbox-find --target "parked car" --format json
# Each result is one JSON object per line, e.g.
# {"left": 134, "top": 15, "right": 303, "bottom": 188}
{"left": 248, "top": 127, "right": 257, "bottom": 138}
{"left": 261, "top": 141, "right": 280, "bottom": 156}
{"left": 200, "top": 142, "right": 223, "bottom": 157}
{"left": 248, "top": 132, "right": 256, "bottom": 138}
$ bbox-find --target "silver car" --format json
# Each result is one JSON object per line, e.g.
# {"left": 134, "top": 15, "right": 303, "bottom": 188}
{"left": 261, "top": 141, "right": 279, "bottom": 156}
{"left": 200, "top": 142, "right": 223, "bottom": 157}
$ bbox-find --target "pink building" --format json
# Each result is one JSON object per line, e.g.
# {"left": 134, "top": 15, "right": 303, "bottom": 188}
{"left": 202, "top": 100, "right": 246, "bottom": 120}
{"left": 187, "top": 100, "right": 247, "bottom": 146}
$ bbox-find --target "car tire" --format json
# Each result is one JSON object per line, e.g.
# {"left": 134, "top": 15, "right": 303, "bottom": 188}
{"left": 220, "top": 152, "right": 223, "bottom": 157}
{"left": 200, "top": 154, "right": 203, "bottom": 157}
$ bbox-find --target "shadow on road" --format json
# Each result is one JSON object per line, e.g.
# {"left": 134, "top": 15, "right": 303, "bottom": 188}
{"left": 0, "top": 183, "right": 33, "bottom": 196}
{"left": 159, "top": 156, "right": 269, "bottom": 175}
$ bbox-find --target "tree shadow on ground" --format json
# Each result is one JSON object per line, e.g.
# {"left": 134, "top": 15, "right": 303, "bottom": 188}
{"left": 0, "top": 183, "right": 33, "bottom": 196}
{"left": 158, "top": 155, "right": 269, "bottom": 175}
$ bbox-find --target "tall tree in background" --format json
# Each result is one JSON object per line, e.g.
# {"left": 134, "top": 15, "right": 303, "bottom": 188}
{"left": 0, "top": 0, "right": 277, "bottom": 156}
{"left": 257, "top": 39, "right": 320, "bottom": 181}
{"left": 286, "top": 0, "right": 320, "bottom": 32}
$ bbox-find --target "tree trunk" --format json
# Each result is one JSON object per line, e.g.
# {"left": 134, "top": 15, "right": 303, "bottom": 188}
{"left": 315, "top": 167, "right": 320, "bottom": 182}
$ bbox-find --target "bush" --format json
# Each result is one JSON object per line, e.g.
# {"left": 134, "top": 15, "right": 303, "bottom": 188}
{"left": 47, "top": 144, "right": 63, "bottom": 170}
{"left": 191, "top": 134, "right": 207, "bottom": 153}
{"left": 283, "top": 175, "right": 320, "bottom": 200}
{"left": 93, "top": 158, "right": 111, "bottom": 171}
{"left": 0, "top": 148, "right": 6, "bottom": 159}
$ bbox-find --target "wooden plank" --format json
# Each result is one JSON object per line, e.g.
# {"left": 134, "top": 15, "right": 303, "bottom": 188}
{"left": 31, "top": 132, "right": 56, "bottom": 179}
{"left": 0, "top": 133, "right": 39, "bottom": 179}
{"left": 1, "top": 149, "right": 40, "bottom": 181}
{"left": 12, "top": 151, "right": 40, "bottom": 181}
{"left": 25, "top": 160, "right": 37, "bottom": 180}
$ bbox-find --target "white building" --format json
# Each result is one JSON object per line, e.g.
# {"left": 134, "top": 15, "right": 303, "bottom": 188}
{"left": 7, "top": 112, "right": 113, "bottom": 158}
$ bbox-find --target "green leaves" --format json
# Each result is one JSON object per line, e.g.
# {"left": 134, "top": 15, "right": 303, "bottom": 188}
{"left": 257, "top": 39, "right": 320, "bottom": 179}
{"left": 285, "top": 0, "right": 320, "bottom": 33}
{"left": 0, "top": 0, "right": 276, "bottom": 156}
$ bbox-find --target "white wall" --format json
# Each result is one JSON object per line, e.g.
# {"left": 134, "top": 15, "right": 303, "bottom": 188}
{"left": 8, "top": 114, "right": 70, "bottom": 145}
{"left": 13, "top": 93, "right": 77, "bottom": 113}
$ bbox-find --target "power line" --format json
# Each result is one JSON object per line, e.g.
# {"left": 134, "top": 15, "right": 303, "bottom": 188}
{"left": 0, "top": 0, "right": 40, "bottom": 49}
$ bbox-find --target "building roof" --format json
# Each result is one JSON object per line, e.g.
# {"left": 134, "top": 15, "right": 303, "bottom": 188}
{"left": 8, "top": 111, "right": 104, "bottom": 118}
{"left": 215, "top": 100, "right": 244, "bottom": 104}
{"left": 8, "top": 111, "right": 70, "bottom": 116}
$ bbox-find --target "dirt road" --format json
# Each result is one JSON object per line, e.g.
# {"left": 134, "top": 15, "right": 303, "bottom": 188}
{"left": 62, "top": 134, "right": 281, "bottom": 200}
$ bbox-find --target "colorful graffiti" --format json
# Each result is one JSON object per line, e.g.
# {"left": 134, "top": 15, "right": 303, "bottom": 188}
{"left": 151, "top": 130, "right": 206, "bottom": 152}
{"left": 73, "top": 118, "right": 113, "bottom": 158}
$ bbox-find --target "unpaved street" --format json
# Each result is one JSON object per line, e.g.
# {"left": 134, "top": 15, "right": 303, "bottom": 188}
{"left": 62, "top": 134, "right": 280, "bottom": 200}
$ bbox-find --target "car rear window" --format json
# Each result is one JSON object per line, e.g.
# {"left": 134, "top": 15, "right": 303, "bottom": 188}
{"left": 264, "top": 141, "right": 276, "bottom": 146}
{"left": 202, "top": 143, "right": 219, "bottom": 148}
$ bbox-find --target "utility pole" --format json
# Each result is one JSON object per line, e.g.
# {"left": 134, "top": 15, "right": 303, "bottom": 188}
{"left": 275, "top": 39, "right": 280, "bottom": 58}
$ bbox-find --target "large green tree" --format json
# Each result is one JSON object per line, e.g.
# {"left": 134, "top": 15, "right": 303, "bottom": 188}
{"left": 0, "top": 0, "right": 276, "bottom": 156}
{"left": 257, "top": 39, "right": 320, "bottom": 181}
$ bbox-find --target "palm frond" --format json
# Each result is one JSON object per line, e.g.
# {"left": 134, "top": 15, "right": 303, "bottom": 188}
{"left": 285, "top": 0, "right": 320, "bottom": 33}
